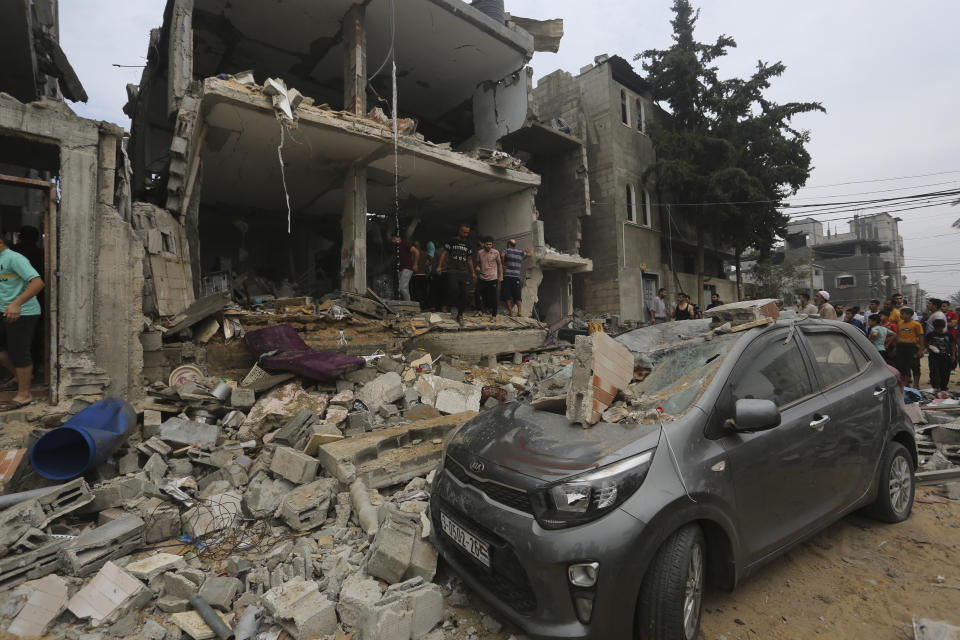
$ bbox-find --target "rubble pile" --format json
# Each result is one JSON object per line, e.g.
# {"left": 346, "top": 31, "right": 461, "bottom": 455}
{"left": 0, "top": 341, "right": 582, "bottom": 640}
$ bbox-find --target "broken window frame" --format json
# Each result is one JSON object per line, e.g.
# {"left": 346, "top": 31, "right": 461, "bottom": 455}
{"left": 620, "top": 89, "right": 629, "bottom": 126}
{"left": 835, "top": 274, "right": 855, "bottom": 288}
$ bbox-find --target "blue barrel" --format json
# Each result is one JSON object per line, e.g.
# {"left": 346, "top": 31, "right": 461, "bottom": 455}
{"left": 471, "top": 0, "right": 505, "bottom": 23}
{"left": 30, "top": 398, "right": 137, "bottom": 480}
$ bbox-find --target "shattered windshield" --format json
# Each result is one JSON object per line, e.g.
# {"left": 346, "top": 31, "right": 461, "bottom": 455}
{"left": 628, "top": 334, "right": 739, "bottom": 418}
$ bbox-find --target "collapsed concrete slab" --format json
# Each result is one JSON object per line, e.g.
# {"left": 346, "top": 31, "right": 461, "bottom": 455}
{"left": 704, "top": 298, "right": 780, "bottom": 325}
{"left": 315, "top": 412, "right": 477, "bottom": 488}
{"left": 158, "top": 417, "right": 220, "bottom": 446}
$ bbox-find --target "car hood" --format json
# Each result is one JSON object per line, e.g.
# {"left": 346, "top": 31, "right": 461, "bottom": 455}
{"left": 445, "top": 402, "right": 661, "bottom": 483}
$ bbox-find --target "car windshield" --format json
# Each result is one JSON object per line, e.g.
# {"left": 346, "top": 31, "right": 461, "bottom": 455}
{"left": 630, "top": 334, "right": 739, "bottom": 419}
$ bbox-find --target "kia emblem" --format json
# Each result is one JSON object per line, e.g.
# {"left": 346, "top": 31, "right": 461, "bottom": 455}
{"left": 469, "top": 460, "right": 485, "bottom": 474}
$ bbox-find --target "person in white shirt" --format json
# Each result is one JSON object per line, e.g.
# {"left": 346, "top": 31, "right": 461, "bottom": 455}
{"left": 926, "top": 298, "right": 947, "bottom": 333}
{"left": 649, "top": 288, "right": 668, "bottom": 324}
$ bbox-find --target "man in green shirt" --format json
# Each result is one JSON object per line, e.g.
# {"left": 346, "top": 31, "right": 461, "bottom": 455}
{"left": 0, "top": 233, "right": 44, "bottom": 410}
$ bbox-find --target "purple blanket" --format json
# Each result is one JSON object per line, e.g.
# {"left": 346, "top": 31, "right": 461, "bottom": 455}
{"left": 245, "top": 324, "right": 365, "bottom": 381}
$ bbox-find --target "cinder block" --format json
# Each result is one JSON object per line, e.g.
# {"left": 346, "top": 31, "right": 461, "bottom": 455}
{"left": 261, "top": 577, "right": 337, "bottom": 639}
{"left": 278, "top": 478, "right": 337, "bottom": 531}
{"left": 367, "top": 510, "right": 418, "bottom": 584}
{"left": 338, "top": 573, "right": 384, "bottom": 627}
{"left": 270, "top": 446, "right": 318, "bottom": 484}
{"left": 60, "top": 515, "right": 146, "bottom": 577}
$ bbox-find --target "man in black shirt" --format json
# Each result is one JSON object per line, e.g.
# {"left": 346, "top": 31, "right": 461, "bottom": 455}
{"left": 435, "top": 223, "right": 476, "bottom": 324}
{"left": 706, "top": 292, "right": 723, "bottom": 310}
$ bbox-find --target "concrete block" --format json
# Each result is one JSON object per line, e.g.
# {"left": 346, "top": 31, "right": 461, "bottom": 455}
{"left": 261, "top": 577, "right": 337, "bottom": 639}
{"left": 566, "top": 332, "right": 634, "bottom": 426}
{"left": 704, "top": 298, "right": 779, "bottom": 325}
{"left": 414, "top": 375, "right": 481, "bottom": 413}
{"left": 270, "top": 446, "right": 318, "bottom": 484}
{"left": 118, "top": 450, "right": 140, "bottom": 475}
{"left": 367, "top": 510, "right": 418, "bottom": 584}
{"left": 157, "top": 595, "right": 190, "bottom": 612}
{"left": 345, "top": 410, "right": 372, "bottom": 436}
{"left": 79, "top": 476, "right": 145, "bottom": 513}
{"left": 0, "top": 540, "right": 66, "bottom": 591}
{"left": 407, "top": 583, "right": 444, "bottom": 639}
{"left": 274, "top": 409, "right": 317, "bottom": 447}
{"left": 406, "top": 536, "right": 438, "bottom": 582}
{"left": 60, "top": 515, "right": 146, "bottom": 577}
{"left": 125, "top": 552, "right": 186, "bottom": 580}
{"left": 0, "top": 479, "right": 94, "bottom": 553}
{"left": 337, "top": 572, "right": 384, "bottom": 627}
{"left": 438, "top": 364, "right": 466, "bottom": 382}
{"left": 158, "top": 417, "right": 219, "bottom": 446}
{"left": 170, "top": 609, "right": 233, "bottom": 640}
{"left": 67, "top": 561, "right": 145, "bottom": 625}
{"left": 180, "top": 491, "right": 242, "bottom": 538}
{"left": 163, "top": 571, "right": 198, "bottom": 599}
{"left": 279, "top": 478, "right": 338, "bottom": 531}
{"left": 242, "top": 475, "right": 294, "bottom": 519}
{"left": 143, "top": 409, "right": 163, "bottom": 427}
{"left": 330, "top": 388, "right": 354, "bottom": 406}
{"left": 357, "top": 371, "right": 404, "bottom": 409}
{"left": 198, "top": 576, "right": 242, "bottom": 610}
{"left": 144, "top": 452, "right": 168, "bottom": 484}
{"left": 230, "top": 386, "right": 256, "bottom": 409}
{"left": 360, "top": 594, "right": 412, "bottom": 640}
{"left": 316, "top": 412, "right": 476, "bottom": 488}
{"left": 7, "top": 574, "right": 68, "bottom": 638}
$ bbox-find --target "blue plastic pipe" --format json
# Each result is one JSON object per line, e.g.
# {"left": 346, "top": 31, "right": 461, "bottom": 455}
{"left": 30, "top": 398, "right": 137, "bottom": 480}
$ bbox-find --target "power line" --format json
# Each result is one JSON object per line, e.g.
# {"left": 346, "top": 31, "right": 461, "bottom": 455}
{"left": 785, "top": 180, "right": 959, "bottom": 201}
{"left": 798, "top": 169, "right": 960, "bottom": 190}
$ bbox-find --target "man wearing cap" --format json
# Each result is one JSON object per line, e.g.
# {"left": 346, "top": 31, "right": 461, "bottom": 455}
{"left": 814, "top": 290, "right": 837, "bottom": 320}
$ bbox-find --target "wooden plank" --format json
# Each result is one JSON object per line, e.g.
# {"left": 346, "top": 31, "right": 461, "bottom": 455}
{"left": 729, "top": 317, "right": 774, "bottom": 333}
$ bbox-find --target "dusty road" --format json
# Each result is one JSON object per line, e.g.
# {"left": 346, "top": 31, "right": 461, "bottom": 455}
{"left": 442, "top": 487, "right": 960, "bottom": 640}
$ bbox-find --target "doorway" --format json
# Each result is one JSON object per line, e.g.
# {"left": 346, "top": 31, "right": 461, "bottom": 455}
{"left": 642, "top": 273, "right": 660, "bottom": 324}
{"left": 0, "top": 173, "right": 57, "bottom": 403}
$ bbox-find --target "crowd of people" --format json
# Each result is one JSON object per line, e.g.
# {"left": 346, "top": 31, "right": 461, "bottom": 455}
{"left": 391, "top": 223, "right": 532, "bottom": 324}
{"left": 648, "top": 289, "right": 726, "bottom": 324}
{"left": 802, "top": 290, "right": 958, "bottom": 392}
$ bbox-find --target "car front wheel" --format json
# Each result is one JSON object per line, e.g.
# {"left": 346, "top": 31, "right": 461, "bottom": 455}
{"left": 636, "top": 523, "right": 705, "bottom": 640}
{"left": 864, "top": 441, "right": 915, "bottom": 523}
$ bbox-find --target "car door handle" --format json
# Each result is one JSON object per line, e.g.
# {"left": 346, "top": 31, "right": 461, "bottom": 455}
{"left": 810, "top": 414, "right": 830, "bottom": 430}
{"left": 873, "top": 387, "right": 887, "bottom": 398}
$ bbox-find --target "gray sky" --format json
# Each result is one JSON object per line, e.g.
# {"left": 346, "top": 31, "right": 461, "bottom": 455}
{"left": 60, "top": 0, "right": 960, "bottom": 298}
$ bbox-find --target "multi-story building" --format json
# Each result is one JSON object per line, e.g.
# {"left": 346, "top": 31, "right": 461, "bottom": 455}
{"left": 780, "top": 213, "right": 918, "bottom": 307}
{"left": 531, "top": 55, "right": 736, "bottom": 323}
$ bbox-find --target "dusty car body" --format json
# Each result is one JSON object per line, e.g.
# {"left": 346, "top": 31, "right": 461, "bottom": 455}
{"left": 430, "top": 317, "right": 917, "bottom": 640}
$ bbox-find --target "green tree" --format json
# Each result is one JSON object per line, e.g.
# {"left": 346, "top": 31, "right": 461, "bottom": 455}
{"left": 638, "top": 0, "right": 823, "bottom": 305}
{"left": 949, "top": 289, "right": 960, "bottom": 308}
{"left": 747, "top": 255, "right": 808, "bottom": 301}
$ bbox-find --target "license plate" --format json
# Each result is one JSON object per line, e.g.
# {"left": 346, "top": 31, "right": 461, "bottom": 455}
{"left": 440, "top": 512, "right": 491, "bottom": 567}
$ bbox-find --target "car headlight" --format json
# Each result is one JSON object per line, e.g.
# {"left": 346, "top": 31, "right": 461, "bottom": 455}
{"left": 531, "top": 450, "right": 654, "bottom": 529}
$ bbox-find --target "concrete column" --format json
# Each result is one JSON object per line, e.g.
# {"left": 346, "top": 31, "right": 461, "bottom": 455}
{"left": 341, "top": 164, "right": 368, "bottom": 293}
{"left": 343, "top": 4, "right": 367, "bottom": 115}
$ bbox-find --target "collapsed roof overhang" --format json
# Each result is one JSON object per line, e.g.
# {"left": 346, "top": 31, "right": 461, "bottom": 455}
{"left": 197, "top": 78, "right": 540, "bottom": 218}
{"left": 191, "top": 0, "right": 534, "bottom": 120}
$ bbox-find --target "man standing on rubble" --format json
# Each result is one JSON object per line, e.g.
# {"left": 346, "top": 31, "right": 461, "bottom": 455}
{"left": 501, "top": 239, "right": 531, "bottom": 317}
{"left": 475, "top": 236, "right": 502, "bottom": 316}
{"left": 391, "top": 233, "right": 419, "bottom": 302}
{"left": 436, "top": 224, "right": 476, "bottom": 325}
{"left": 0, "top": 231, "right": 44, "bottom": 410}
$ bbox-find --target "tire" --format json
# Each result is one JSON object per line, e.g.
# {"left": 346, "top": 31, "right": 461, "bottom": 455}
{"left": 863, "top": 441, "right": 915, "bottom": 523}
{"left": 636, "top": 524, "right": 705, "bottom": 640}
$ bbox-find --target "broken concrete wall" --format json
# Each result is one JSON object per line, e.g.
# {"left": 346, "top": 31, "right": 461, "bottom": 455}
{"left": 0, "top": 95, "right": 145, "bottom": 400}
{"left": 537, "top": 143, "right": 589, "bottom": 255}
{"left": 132, "top": 201, "right": 194, "bottom": 316}
{"left": 468, "top": 69, "right": 530, "bottom": 151}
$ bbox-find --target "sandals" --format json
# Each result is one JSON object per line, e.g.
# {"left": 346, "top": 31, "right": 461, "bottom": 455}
{"left": 0, "top": 399, "right": 32, "bottom": 412}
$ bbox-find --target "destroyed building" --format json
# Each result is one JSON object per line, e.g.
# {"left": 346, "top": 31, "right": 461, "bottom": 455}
{"left": 124, "top": 0, "right": 592, "bottom": 329}
{"left": 0, "top": 0, "right": 145, "bottom": 402}
{"left": 532, "top": 54, "right": 739, "bottom": 321}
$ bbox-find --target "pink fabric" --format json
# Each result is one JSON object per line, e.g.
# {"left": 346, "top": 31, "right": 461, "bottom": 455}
{"left": 477, "top": 249, "right": 500, "bottom": 281}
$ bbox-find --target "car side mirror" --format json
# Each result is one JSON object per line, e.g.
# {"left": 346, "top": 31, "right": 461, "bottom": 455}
{"left": 728, "top": 399, "right": 781, "bottom": 433}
